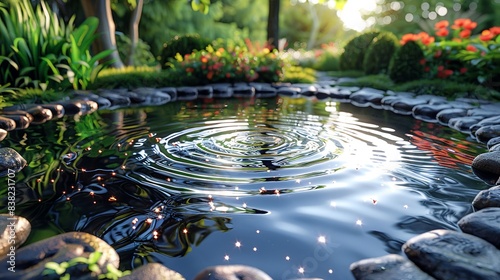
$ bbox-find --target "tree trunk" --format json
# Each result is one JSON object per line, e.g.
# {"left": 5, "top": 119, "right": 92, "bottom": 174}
{"left": 307, "top": 2, "right": 319, "bottom": 50}
{"left": 81, "top": 0, "right": 124, "bottom": 68}
{"left": 267, "top": 0, "right": 280, "bottom": 49}
{"left": 127, "top": 0, "right": 144, "bottom": 66}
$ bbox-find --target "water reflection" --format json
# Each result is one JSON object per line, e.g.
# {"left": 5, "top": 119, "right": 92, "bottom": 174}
{"left": 0, "top": 97, "right": 487, "bottom": 279}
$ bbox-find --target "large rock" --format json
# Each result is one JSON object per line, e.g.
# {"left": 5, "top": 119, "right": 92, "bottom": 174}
{"left": 448, "top": 116, "right": 483, "bottom": 133}
{"left": 471, "top": 151, "right": 500, "bottom": 185}
{"left": 350, "top": 254, "right": 434, "bottom": 280}
{"left": 436, "top": 108, "right": 468, "bottom": 126}
{"left": 0, "top": 215, "right": 31, "bottom": 256}
{"left": 0, "top": 116, "right": 16, "bottom": 131}
{"left": 26, "top": 106, "right": 52, "bottom": 124}
{"left": 0, "top": 147, "right": 27, "bottom": 176}
{"left": 121, "top": 263, "right": 184, "bottom": 280}
{"left": 0, "top": 232, "right": 119, "bottom": 279}
{"left": 194, "top": 265, "right": 272, "bottom": 280}
{"left": 0, "top": 129, "right": 7, "bottom": 141}
{"left": 473, "top": 186, "right": 500, "bottom": 210}
{"left": 403, "top": 229, "right": 500, "bottom": 280}
{"left": 350, "top": 88, "right": 385, "bottom": 108}
{"left": 458, "top": 207, "right": 500, "bottom": 249}
{"left": 475, "top": 124, "right": 500, "bottom": 144}
{"left": 412, "top": 104, "right": 452, "bottom": 123}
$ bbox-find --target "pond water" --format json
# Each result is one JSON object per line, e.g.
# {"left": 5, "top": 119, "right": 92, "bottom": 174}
{"left": 2, "top": 96, "right": 487, "bottom": 279}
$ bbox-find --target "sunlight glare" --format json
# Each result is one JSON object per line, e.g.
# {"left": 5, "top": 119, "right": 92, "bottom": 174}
{"left": 338, "top": 0, "right": 377, "bottom": 31}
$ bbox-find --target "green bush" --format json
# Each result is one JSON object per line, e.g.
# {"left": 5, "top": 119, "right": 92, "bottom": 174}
{"left": 116, "top": 32, "right": 158, "bottom": 67}
{"left": 339, "top": 31, "right": 380, "bottom": 71}
{"left": 394, "top": 79, "right": 500, "bottom": 100}
{"left": 363, "top": 32, "right": 399, "bottom": 75}
{"left": 337, "top": 74, "right": 394, "bottom": 91}
{"left": 159, "top": 34, "right": 212, "bottom": 69}
{"left": 312, "top": 51, "right": 340, "bottom": 71}
{"left": 388, "top": 40, "right": 425, "bottom": 83}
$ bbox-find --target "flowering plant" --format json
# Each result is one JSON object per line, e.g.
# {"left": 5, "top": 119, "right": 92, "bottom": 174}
{"left": 167, "top": 39, "right": 284, "bottom": 85}
{"left": 399, "top": 18, "right": 500, "bottom": 88}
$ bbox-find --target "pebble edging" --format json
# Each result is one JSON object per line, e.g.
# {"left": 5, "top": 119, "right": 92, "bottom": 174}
{"left": 1, "top": 72, "right": 500, "bottom": 279}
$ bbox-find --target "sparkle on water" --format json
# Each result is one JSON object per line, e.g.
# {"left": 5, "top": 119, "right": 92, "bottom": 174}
{"left": 5, "top": 96, "right": 486, "bottom": 280}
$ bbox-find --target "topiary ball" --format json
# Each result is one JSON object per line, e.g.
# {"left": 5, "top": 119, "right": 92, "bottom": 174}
{"left": 339, "top": 31, "right": 380, "bottom": 71}
{"left": 388, "top": 40, "right": 425, "bottom": 83}
{"left": 363, "top": 32, "right": 399, "bottom": 75}
{"left": 159, "top": 34, "right": 212, "bottom": 69}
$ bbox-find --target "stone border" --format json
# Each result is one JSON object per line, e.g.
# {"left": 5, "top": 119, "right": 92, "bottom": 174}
{"left": 1, "top": 73, "right": 500, "bottom": 279}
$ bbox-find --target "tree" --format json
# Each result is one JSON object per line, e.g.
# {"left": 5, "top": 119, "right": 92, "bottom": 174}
{"left": 80, "top": 0, "right": 211, "bottom": 68}
{"left": 267, "top": 0, "right": 347, "bottom": 50}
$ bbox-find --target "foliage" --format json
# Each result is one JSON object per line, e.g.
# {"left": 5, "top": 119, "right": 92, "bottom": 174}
{"left": 339, "top": 31, "right": 380, "bottom": 71}
{"left": 43, "top": 252, "right": 131, "bottom": 280}
{"left": 159, "top": 34, "right": 212, "bottom": 69}
{"left": 394, "top": 78, "right": 500, "bottom": 100}
{"left": 337, "top": 74, "right": 394, "bottom": 91}
{"left": 282, "top": 66, "right": 316, "bottom": 83}
{"left": 116, "top": 32, "right": 158, "bottom": 67}
{"left": 89, "top": 66, "right": 177, "bottom": 89}
{"left": 388, "top": 40, "right": 425, "bottom": 83}
{"left": 327, "top": 70, "right": 365, "bottom": 78}
{"left": 167, "top": 41, "right": 284, "bottom": 85}
{"left": 0, "top": 0, "right": 109, "bottom": 91}
{"left": 398, "top": 18, "right": 500, "bottom": 89}
{"left": 6, "top": 88, "right": 65, "bottom": 104}
{"left": 363, "top": 32, "right": 399, "bottom": 75}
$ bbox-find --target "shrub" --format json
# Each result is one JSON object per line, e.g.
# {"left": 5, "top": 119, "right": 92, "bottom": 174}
{"left": 363, "top": 32, "right": 399, "bottom": 75}
{"left": 159, "top": 34, "right": 212, "bottom": 69}
{"left": 388, "top": 40, "right": 425, "bottom": 83}
{"left": 282, "top": 66, "right": 316, "bottom": 83}
{"left": 339, "top": 31, "right": 380, "bottom": 71}
{"left": 116, "top": 32, "right": 158, "bottom": 67}
{"left": 337, "top": 74, "right": 394, "bottom": 91}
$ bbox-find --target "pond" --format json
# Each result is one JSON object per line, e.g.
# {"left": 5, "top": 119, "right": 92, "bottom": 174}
{"left": 2, "top": 96, "right": 487, "bottom": 279}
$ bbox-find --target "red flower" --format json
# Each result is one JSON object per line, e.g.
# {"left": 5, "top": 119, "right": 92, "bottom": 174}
{"left": 400, "top": 33, "right": 418, "bottom": 45}
{"left": 480, "top": 30, "right": 495, "bottom": 41}
{"left": 186, "top": 67, "right": 194, "bottom": 73}
{"left": 225, "top": 73, "right": 231, "bottom": 78}
{"left": 436, "top": 28, "right": 449, "bottom": 37}
{"left": 490, "top": 26, "right": 500, "bottom": 36}
{"left": 459, "top": 29, "right": 471, "bottom": 39}
{"left": 201, "top": 56, "right": 208, "bottom": 63}
{"left": 434, "top": 50, "right": 442, "bottom": 58}
{"left": 419, "top": 58, "right": 426, "bottom": 65}
{"left": 466, "top": 45, "right": 477, "bottom": 52}
{"left": 206, "top": 71, "right": 214, "bottom": 80}
{"left": 434, "top": 20, "right": 449, "bottom": 30}
{"left": 463, "top": 19, "right": 477, "bottom": 30}
{"left": 460, "top": 67, "right": 468, "bottom": 74}
{"left": 418, "top": 32, "right": 435, "bottom": 45}
{"left": 452, "top": 18, "right": 477, "bottom": 30}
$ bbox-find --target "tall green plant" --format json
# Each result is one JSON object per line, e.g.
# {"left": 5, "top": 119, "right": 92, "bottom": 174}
{"left": 0, "top": 0, "right": 110, "bottom": 91}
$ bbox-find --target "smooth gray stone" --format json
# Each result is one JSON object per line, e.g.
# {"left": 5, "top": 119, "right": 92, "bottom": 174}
{"left": 0, "top": 214, "right": 31, "bottom": 256}
{"left": 121, "top": 91, "right": 147, "bottom": 103}
{"left": 26, "top": 106, "right": 52, "bottom": 124}
{"left": 391, "top": 98, "right": 428, "bottom": 115}
{"left": 99, "top": 91, "right": 132, "bottom": 107}
{"left": 277, "top": 86, "right": 301, "bottom": 97}
{"left": 232, "top": 84, "right": 255, "bottom": 97}
{"left": 471, "top": 151, "right": 500, "bottom": 185}
{"left": 1, "top": 110, "right": 34, "bottom": 122}
{"left": 403, "top": 229, "right": 500, "bottom": 280}
{"left": 491, "top": 143, "right": 500, "bottom": 152}
{"left": 0, "top": 147, "right": 27, "bottom": 176}
{"left": 448, "top": 116, "right": 483, "bottom": 133}
{"left": 487, "top": 137, "right": 500, "bottom": 150}
{"left": 194, "top": 265, "right": 272, "bottom": 280}
{"left": 477, "top": 115, "right": 500, "bottom": 126}
{"left": 447, "top": 100, "right": 475, "bottom": 109}
{"left": 120, "top": 263, "right": 185, "bottom": 280}
{"left": 0, "top": 232, "right": 120, "bottom": 280}
{"left": 5, "top": 115, "right": 30, "bottom": 130}
{"left": 315, "top": 87, "right": 331, "bottom": 100}
{"left": 297, "top": 85, "right": 317, "bottom": 97}
{"left": 472, "top": 185, "right": 500, "bottom": 210}
{"left": 475, "top": 124, "right": 500, "bottom": 144}
{"left": 196, "top": 86, "right": 214, "bottom": 99}
{"left": 350, "top": 254, "right": 434, "bottom": 280}
{"left": 328, "top": 87, "right": 351, "bottom": 100}
{"left": 458, "top": 207, "right": 500, "bottom": 249}
{"left": 467, "top": 108, "right": 499, "bottom": 118}
{"left": 177, "top": 87, "right": 198, "bottom": 100}
{"left": 158, "top": 87, "right": 178, "bottom": 101}
{"left": 412, "top": 104, "right": 452, "bottom": 123}
{"left": 350, "top": 88, "right": 385, "bottom": 108}
{"left": 135, "top": 89, "right": 172, "bottom": 105}
{"left": 0, "top": 129, "right": 6, "bottom": 141}
{"left": 210, "top": 83, "right": 233, "bottom": 98}
{"left": 479, "top": 103, "right": 500, "bottom": 112}
{"left": 74, "top": 92, "right": 112, "bottom": 109}
{"left": 337, "top": 86, "right": 361, "bottom": 93}
{"left": 436, "top": 108, "right": 468, "bottom": 126}
{"left": 41, "top": 104, "right": 65, "bottom": 118}
{"left": 255, "top": 86, "right": 277, "bottom": 98}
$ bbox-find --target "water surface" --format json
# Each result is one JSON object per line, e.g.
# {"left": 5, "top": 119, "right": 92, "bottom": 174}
{"left": 2, "top": 96, "right": 487, "bottom": 279}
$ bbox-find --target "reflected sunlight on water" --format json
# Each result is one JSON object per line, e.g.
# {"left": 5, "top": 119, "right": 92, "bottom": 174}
{"left": 2, "top": 97, "right": 487, "bottom": 280}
